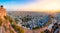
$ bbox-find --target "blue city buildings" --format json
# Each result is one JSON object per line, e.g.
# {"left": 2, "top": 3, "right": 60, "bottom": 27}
{"left": 23, "top": 15, "right": 50, "bottom": 30}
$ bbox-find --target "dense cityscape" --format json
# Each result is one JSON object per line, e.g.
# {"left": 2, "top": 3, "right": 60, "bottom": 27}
{"left": 0, "top": 5, "right": 60, "bottom": 33}
{"left": 8, "top": 11, "right": 60, "bottom": 33}
{"left": 0, "top": 0, "right": 60, "bottom": 33}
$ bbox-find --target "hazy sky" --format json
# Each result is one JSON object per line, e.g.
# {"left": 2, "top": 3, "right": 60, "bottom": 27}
{"left": 0, "top": 0, "right": 60, "bottom": 12}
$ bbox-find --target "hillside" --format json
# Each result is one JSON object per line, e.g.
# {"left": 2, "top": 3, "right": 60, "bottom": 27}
{"left": 0, "top": 6, "right": 24, "bottom": 33}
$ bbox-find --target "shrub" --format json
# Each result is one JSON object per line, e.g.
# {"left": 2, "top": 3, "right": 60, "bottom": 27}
{"left": 15, "top": 18, "right": 19, "bottom": 24}
{"left": 0, "top": 20, "right": 2, "bottom": 26}
{"left": 41, "top": 31, "right": 44, "bottom": 33}
{"left": 22, "top": 17, "right": 31, "bottom": 22}
{"left": 12, "top": 24, "right": 24, "bottom": 33}
{"left": 33, "top": 26, "right": 40, "bottom": 30}
{"left": 4, "top": 15, "right": 14, "bottom": 24}
{"left": 0, "top": 18, "right": 2, "bottom": 26}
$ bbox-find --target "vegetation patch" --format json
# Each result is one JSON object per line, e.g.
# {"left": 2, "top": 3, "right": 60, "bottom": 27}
{"left": 4, "top": 15, "right": 15, "bottom": 24}
{"left": 12, "top": 24, "right": 24, "bottom": 33}
{"left": 21, "top": 17, "right": 31, "bottom": 22}
{"left": 0, "top": 18, "right": 2, "bottom": 26}
{"left": 32, "top": 26, "right": 40, "bottom": 30}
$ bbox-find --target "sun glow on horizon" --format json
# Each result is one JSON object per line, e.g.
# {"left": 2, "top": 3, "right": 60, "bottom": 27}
{"left": 16, "top": 0, "right": 60, "bottom": 12}
{"left": 0, "top": 0, "right": 60, "bottom": 12}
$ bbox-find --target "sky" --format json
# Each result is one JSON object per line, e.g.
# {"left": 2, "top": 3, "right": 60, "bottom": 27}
{"left": 0, "top": 0, "right": 60, "bottom": 12}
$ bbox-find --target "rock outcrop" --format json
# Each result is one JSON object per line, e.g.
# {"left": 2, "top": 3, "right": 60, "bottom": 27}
{"left": 0, "top": 5, "right": 6, "bottom": 20}
{"left": 0, "top": 5, "right": 24, "bottom": 33}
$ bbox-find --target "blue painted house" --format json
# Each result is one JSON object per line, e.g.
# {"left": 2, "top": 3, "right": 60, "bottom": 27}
{"left": 22, "top": 15, "right": 50, "bottom": 30}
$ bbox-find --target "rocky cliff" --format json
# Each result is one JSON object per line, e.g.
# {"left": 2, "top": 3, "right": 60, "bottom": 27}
{"left": 0, "top": 5, "right": 24, "bottom": 33}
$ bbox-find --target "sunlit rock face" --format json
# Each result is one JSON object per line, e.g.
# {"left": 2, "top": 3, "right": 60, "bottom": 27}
{"left": 0, "top": 5, "right": 6, "bottom": 20}
{"left": 0, "top": 5, "right": 17, "bottom": 33}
